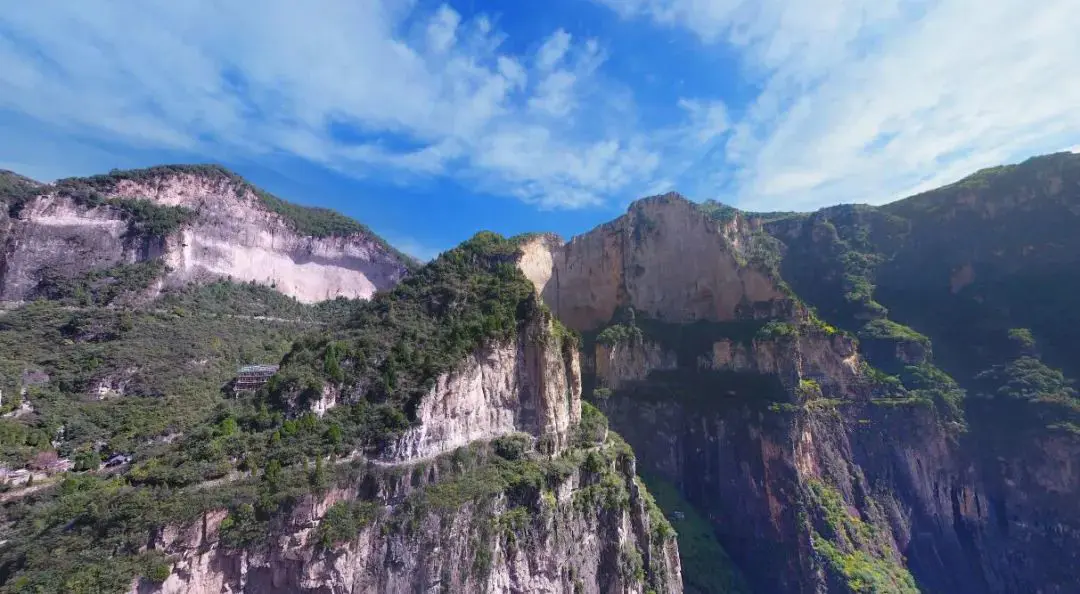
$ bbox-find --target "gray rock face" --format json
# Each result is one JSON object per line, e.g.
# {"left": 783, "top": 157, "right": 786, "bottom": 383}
{"left": 0, "top": 195, "right": 153, "bottom": 301}
{"left": 132, "top": 457, "right": 681, "bottom": 594}
{"left": 0, "top": 170, "right": 410, "bottom": 303}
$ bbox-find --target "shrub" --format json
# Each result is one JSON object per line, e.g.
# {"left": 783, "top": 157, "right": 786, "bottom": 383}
{"left": 315, "top": 500, "right": 379, "bottom": 548}
{"left": 492, "top": 433, "right": 532, "bottom": 461}
{"left": 146, "top": 563, "right": 172, "bottom": 583}
{"left": 596, "top": 323, "right": 643, "bottom": 347}
{"left": 576, "top": 402, "right": 608, "bottom": 446}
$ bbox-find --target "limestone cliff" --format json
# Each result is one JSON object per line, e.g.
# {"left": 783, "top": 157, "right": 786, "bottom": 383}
{"left": 384, "top": 312, "right": 582, "bottom": 462}
{"left": 128, "top": 304, "right": 680, "bottom": 594}
{"left": 525, "top": 192, "right": 1080, "bottom": 594}
{"left": 0, "top": 165, "right": 410, "bottom": 303}
{"left": 132, "top": 444, "right": 681, "bottom": 594}
{"left": 521, "top": 193, "right": 787, "bottom": 332}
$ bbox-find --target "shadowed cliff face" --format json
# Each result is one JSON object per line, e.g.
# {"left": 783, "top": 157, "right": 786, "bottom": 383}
{"left": 523, "top": 186, "right": 1080, "bottom": 594}
{"left": 0, "top": 167, "right": 411, "bottom": 303}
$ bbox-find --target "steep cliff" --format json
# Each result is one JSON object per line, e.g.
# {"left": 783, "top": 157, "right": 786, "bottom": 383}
{"left": 0, "top": 232, "right": 681, "bottom": 594}
{"left": 524, "top": 182, "right": 1080, "bottom": 594}
{"left": 126, "top": 233, "right": 680, "bottom": 594}
{"left": 132, "top": 433, "right": 680, "bottom": 594}
{"left": 525, "top": 193, "right": 788, "bottom": 332}
{"left": 0, "top": 165, "right": 411, "bottom": 304}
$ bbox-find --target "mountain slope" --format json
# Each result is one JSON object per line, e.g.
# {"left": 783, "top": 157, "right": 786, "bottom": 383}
{"left": 0, "top": 234, "right": 682, "bottom": 594}
{"left": 0, "top": 165, "right": 413, "bottom": 304}
{"left": 522, "top": 154, "right": 1080, "bottom": 594}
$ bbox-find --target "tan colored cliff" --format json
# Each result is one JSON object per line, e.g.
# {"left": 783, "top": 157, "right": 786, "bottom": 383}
{"left": 593, "top": 330, "right": 861, "bottom": 397}
{"left": 518, "top": 193, "right": 786, "bottom": 332}
{"left": 0, "top": 169, "right": 409, "bottom": 303}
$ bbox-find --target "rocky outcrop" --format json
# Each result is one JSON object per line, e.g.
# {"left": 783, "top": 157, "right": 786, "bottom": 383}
{"left": 0, "top": 167, "right": 410, "bottom": 303}
{"left": 134, "top": 451, "right": 681, "bottom": 594}
{"left": 385, "top": 313, "right": 582, "bottom": 461}
{"left": 595, "top": 340, "right": 677, "bottom": 391}
{"left": 519, "top": 193, "right": 786, "bottom": 332}
{"left": 594, "top": 333, "right": 924, "bottom": 593}
{"left": 0, "top": 194, "right": 153, "bottom": 301}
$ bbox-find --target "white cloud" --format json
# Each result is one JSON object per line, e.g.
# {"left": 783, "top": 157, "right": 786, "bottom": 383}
{"left": 5, "top": 0, "right": 1077, "bottom": 215}
{"left": 0, "top": 1, "right": 661, "bottom": 209}
{"left": 536, "top": 29, "right": 573, "bottom": 71}
{"left": 426, "top": 5, "right": 461, "bottom": 54}
{"left": 677, "top": 98, "right": 730, "bottom": 145}
{"left": 595, "top": 0, "right": 1080, "bottom": 211}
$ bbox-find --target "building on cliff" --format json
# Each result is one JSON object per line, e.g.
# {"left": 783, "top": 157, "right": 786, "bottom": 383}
{"left": 233, "top": 364, "right": 279, "bottom": 393}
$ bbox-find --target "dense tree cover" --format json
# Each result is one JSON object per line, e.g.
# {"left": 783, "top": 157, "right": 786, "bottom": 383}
{"left": 875, "top": 153, "right": 1080, "bottom": 380}
{"left": 0, "top": 293, "right": 309, "bottom": 469}
{"left": 0, "top": 407, "right": 656, "bottom": 593}
{"left": 0, "top": 232, "right": 549, "bottom": 483}
{"left": 269, "top": 231, "right": 565, "bottom": 419}
{"left": 0, "top": 231, "right": 594, "bottom": 592}
{"left": 35, "top": 260, "right": 166, "bottom": 306}
{"left": 156, "top": 280, "right": 357, "bottom": 326}
{"left": 742, "top": 152, "right": 1080, "bottom": 436}
{"left": 768, "top": 204, "right": 907, "bottom": 328}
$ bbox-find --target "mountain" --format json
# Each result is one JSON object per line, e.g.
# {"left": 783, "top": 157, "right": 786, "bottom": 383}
{"left": 518, "top": 152, "right": 1080, "bottom": 593}
{"left": 0, "top": 165, "right": 413, "bottom": 304}
{"left": 0, "top": 234, "right": 681, "bottom": 594}
{"left": 2, "top": 152, "right": 1079, "bottom": 594}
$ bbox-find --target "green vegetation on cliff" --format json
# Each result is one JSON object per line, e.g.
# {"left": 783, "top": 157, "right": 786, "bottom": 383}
{"left": 268, "top": 231, "right": 552, "bottom": 416}
{"left": 0, "top": 296, "right": 306, "bottom": 468}
{"left": 806, "top": 479, "right": 919, "bottom": 594}
{"left": 35, "top": 260, "right": 166, "bottom": 306}
{"left": 0, "top": 170, "right": 42, "bottom": 213}
{"left": 642, "top": 475, "right": 750, "bottom": 594}
{"left": 50, "top": 164, "right": 414, "bottom": 265}
{"left": 0, "top": 231, "right": 611, "bottom": 592}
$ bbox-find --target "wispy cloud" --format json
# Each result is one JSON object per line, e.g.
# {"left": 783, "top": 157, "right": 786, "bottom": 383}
{"left": 0, "top": 1, "right": 663, "bottom": 209}
{"left": 595, "top": 0, "right": 1080, "bottom": 210}
{"left": 2, "top": 0, "right": 1078, "bottom": 214}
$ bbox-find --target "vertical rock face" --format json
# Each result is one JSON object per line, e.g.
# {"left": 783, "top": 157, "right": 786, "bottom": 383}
{"left": 522, "top": 193, "right": 785, "bottom": 332}
{"left": 385, "top": 312, "right": 582, "bottom": 461}
{"left": 526, "top": 192, "right": 1080, "bottom": 594}
{"left": 133, "top": 293, "right": 681, "bottom": 594}
{"left": 0, "top": 167, "right": 411, "bottom": 303}
{"left": 135, "top": 455, "right": 681, "bottom": 594}
{"left": 0, "top": 195, "right": 158, "bottom": 301}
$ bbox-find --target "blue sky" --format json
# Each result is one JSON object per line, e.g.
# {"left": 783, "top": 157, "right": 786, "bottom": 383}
{"left": 2, "top": 1, "right": 1079, "bottom": 260}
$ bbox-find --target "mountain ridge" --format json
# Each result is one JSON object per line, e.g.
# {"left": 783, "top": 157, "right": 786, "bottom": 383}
{"left": 0, "top": 164, "right": 413, "bottom": 304}
{"left": 1, "top": 151, "right": 1079, "bottom": 593}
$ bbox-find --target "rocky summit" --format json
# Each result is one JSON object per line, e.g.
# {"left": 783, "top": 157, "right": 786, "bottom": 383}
{"left": 1, "top": 153, "right": 1080, "bottom": 594}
